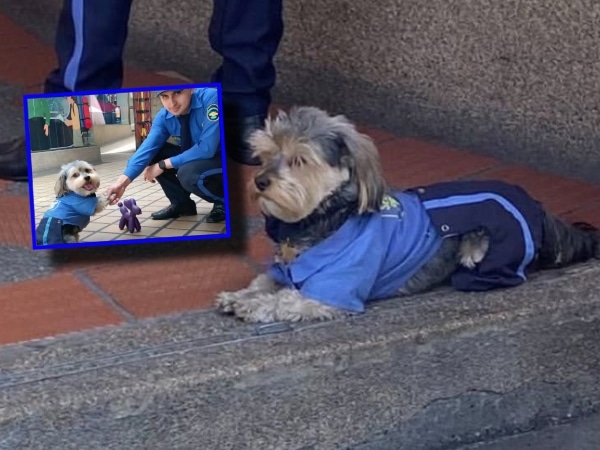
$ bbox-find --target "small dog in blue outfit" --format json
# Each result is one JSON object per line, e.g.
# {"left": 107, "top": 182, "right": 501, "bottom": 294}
{"left": 216, "top": 107, "right": 600, "bottom": 323}
{"left": 36, "top": 160, "right": 109, "bottom": 245}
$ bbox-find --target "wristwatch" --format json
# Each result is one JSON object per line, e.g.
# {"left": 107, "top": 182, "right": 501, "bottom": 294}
{"left": 158, "top": 160, "right": 167, "bottom": 170}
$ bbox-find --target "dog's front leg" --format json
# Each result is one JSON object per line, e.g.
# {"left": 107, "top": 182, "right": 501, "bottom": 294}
{"left": 229, "top": 289, "right": 349, "bottom": 323}
{"left": 94, "top": 194, "right": 109, "bottom": 215}
{"left": 215, "top": 273, "right": 281, "bottom": 313}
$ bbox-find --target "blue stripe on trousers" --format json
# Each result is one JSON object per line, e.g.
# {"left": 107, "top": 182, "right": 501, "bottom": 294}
{"left": 64, "top": 0, "right": 85, "bottom": 91}
{"left": 197, "top": 168, "right": 224, "bottom": 202}
{"left": 45, "top": 0, "right": 133, "bottom": 92}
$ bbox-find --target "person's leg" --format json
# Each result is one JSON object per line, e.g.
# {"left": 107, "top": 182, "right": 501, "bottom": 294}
{"left": 28, "top": 117, "right": 50, "bottom": 152}
{"left": 149, "top": 143, "right": 197, "bottom": 220}
{"left": 208, "top": 0, "right": 284, "bottom": 165}
{"left": 44, "top": 0, "right": 133, "bottom": 93}
{"left": 72, "top": 129, "right": 84, "bottom": 147}
{"left": 177, "top": 156, "right": 226, "bottom": 223}
{"left": 0, "top": 137, "right": 28, "bottom": 181}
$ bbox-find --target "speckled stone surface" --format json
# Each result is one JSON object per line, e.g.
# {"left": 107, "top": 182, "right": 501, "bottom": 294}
{"left": 0, "top": 83, "right": 25, "bottom": 142}
{"left": 456, "top": 413, "right": 600, "bottom": 450}
{"left": 2, "top": 1, "right": 600, "bottom": 183}
{"left": 1, "top": 263, "right": 599, "bottom": 449}
{"left": 0, "top": 245, "right": 57, "bottom": 284}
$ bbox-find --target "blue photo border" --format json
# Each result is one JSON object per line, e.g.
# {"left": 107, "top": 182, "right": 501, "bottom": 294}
{"left": 24, "top": 82, "right": 232, "bottom": 251}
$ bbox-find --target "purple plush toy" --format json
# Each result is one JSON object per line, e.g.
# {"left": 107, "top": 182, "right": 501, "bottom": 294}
{"left": 118, "top": 198, "right": 142, "bottom": 233}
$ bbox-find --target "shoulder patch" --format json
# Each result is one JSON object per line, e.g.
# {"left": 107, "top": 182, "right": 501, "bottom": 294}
{"left": 206, "top": 104, "right": 219, "bottom": 122}
{"left": 380, "top": 195, "right": 400, "bottom": 210}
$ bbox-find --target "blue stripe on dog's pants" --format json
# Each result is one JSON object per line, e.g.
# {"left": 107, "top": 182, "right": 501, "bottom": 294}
{"left": 197, "top": 168, "right": 224, "bottom": 202}
{"left": 64, "top": 0, "right": 85, "bottom": 91}
{"left": 42, "top": 218, "right": 53, "bottom": 246}
{"left": 422, "top": 193, "right": 535, "bottom": 280}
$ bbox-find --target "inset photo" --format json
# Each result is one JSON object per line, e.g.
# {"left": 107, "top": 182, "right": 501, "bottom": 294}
{"left": 25, "top": 83, "right": 231, "bottom": 250}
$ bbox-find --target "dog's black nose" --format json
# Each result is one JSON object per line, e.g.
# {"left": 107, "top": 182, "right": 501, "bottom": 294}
{"left": 84, "top": 175, "right": 91, "bottom": 181}
{"left": 254, "top": 174, "right": 271, "bottom": 191}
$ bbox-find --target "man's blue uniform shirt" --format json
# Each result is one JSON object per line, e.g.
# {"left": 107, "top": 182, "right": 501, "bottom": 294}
{"left": 268, "top": 192, "right": 444, "bottom": 313}
{"left": 41, "top": 192, "right": 99, "bottom": 229}
{"left": 124, "top": 88, "right": 221, "bottom": 180}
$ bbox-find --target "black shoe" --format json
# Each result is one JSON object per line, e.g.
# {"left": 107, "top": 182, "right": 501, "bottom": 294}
{"left": 225, "top": 114, "right": 266, "bottom": 166}
{"left": 206, "top": 202, "right": 226, "bottom": 223}
{"left": 0, "top": 136, "right": 28, "bottom": 181}
{"left": 151, "top": 202, "right": 197, "bottom": 220}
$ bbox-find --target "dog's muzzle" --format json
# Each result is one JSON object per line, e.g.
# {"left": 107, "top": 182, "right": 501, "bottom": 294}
{"left": 254, "top": 174, "right": 271, "bottom": 191}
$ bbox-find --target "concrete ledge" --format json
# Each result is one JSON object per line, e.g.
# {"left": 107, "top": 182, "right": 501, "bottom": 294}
{"left": 31, "top": 146, "right": 102, "bottom": 173}
{"left": 1, "top": 263, "right": 599, "bottom": 449}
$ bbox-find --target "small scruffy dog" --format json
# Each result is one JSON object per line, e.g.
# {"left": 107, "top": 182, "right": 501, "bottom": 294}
{"left": 216, "top": 107, "right": 600, "bottom": 323}
{"left": 36, "top": 160, "right": 108, "bottom": 245}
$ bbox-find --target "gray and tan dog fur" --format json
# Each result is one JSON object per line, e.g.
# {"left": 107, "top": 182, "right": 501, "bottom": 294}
{"left": 51, "top": 160, "right": 108, "bottom": 243}
{"left": 216, "top": 107, "right": 600, "bottom": 323}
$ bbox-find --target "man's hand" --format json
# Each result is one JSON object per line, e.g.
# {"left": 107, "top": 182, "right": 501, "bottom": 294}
{"left": 143, "top": 163, "right": 164, "bottom": 183}
{"left": 105, "top": 175, "right": 132, "bottom": 205}
{"left": 43, "top": 124, "right": 49, "bottom": 136}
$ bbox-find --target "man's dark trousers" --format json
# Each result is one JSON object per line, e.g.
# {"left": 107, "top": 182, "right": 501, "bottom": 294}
{"left": 43, "top": 0, "right": 284, "bottom": 119}
{"left": 151, "top": 143, "right": 224, "bottom": 207}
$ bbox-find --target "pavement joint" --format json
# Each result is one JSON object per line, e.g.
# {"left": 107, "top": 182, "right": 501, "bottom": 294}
{"left": 72, "top": 270, "right": 137, "bottom": 324}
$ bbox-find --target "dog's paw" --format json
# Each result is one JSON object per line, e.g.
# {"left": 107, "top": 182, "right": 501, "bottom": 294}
{"left": 459, "top": 231, "right": 489, "bottom": 269}
{"left": 63, "top": 233, "right": 79, "bottom": 244}
{"left": 95, "top": 194, "right": 109, "bottom": 214}
{"left": 459, "top": 254, "right": 477, "bottom": 269}
{"left": 228, "top": 295, "right": 278, "bottom": 323}
{"left": 215, "top": 291, "right": 243, "bottom": 313}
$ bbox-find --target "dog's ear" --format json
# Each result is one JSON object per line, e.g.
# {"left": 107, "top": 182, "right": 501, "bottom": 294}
{"left": 333, "top": 118, "right": 387, "bottom": 213}
{"left": 54, "top": 169, "right": 68, "bottom": 197}
{"left": 248, "top": 128, "right": 273, "bottom": 162}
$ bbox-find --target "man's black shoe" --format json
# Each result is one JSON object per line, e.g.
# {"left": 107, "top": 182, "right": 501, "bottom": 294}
{"left": 0, "top": 136, "right": 29, "bottom": 182}
{"left": 225, "top": 114, "right": 266, "bottom": 166}
{"left": 151, "top": 202, "right": 197, "bottom": 220}
{"left": 206, "top": 202, "right": 226, "bottom": 223}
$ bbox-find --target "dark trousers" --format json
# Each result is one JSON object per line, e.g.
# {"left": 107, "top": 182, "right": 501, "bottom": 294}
{"left": 44, "top": 0, "right": 283, "bottom": 118}
{"left": 28, "top": 117, "right": 51, "bottom": 151}
{"left": 151, "top": 143, "right": 224, "bottom": 206}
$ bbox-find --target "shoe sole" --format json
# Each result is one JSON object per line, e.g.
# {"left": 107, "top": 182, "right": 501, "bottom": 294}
{"left": 0, "top": 175, "right": 28, "bottom": 182}
{"left": 205, "top": 215, "right": 226, "bottom": 224}
{"left": 151, "top": 211, "right": 197, "bottom": 221}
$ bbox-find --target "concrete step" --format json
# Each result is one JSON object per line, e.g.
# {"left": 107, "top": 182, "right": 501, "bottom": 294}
{"left": 457, "top": 413, "right": 600, "bottom": 450}
{"left": 1, "top": 262, "right": 599, "bottom": 450}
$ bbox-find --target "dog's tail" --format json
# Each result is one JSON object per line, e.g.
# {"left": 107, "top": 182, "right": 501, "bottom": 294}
{"left": 572, "top": 221, "right": 600, "bottom": 259}
{"left": 537, "top": 215, "right": 600, "bottom": 269}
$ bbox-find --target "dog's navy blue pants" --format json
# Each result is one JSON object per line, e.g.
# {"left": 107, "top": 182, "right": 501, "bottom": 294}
{"left": 36, "top": 217, "right": 66, "bottom": 246}
{"left": 43, "top": 0, "right": 284, "bottom": 118}
{"left": 151, "top": 143, "right": 224, "bottom": 207}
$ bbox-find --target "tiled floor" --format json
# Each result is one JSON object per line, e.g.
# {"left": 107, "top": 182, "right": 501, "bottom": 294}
{"left": 31, "top": 149, "right": 227, "bottom": 246}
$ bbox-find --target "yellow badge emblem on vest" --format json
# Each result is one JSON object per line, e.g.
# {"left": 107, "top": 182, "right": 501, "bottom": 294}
{"left": 380, "top": 195, "right": 400, "bottom": 210}
{"left": 207, "top": 104, "right": 219, "bottom": 122}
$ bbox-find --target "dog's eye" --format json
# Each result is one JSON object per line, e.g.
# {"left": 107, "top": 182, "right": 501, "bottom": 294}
{"left": 72, "top": 172, "right": 79, "bottom": 178}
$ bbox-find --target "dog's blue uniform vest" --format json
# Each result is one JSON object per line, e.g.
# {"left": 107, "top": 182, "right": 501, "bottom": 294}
{"left": 36, "top": 192, "right": 99, "bottom": 245}
{"left": 268, "top": 191, "right": 444, "bottom": 313}
{"left": 267, "top": 180, "right": 546, "bottom": 313}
